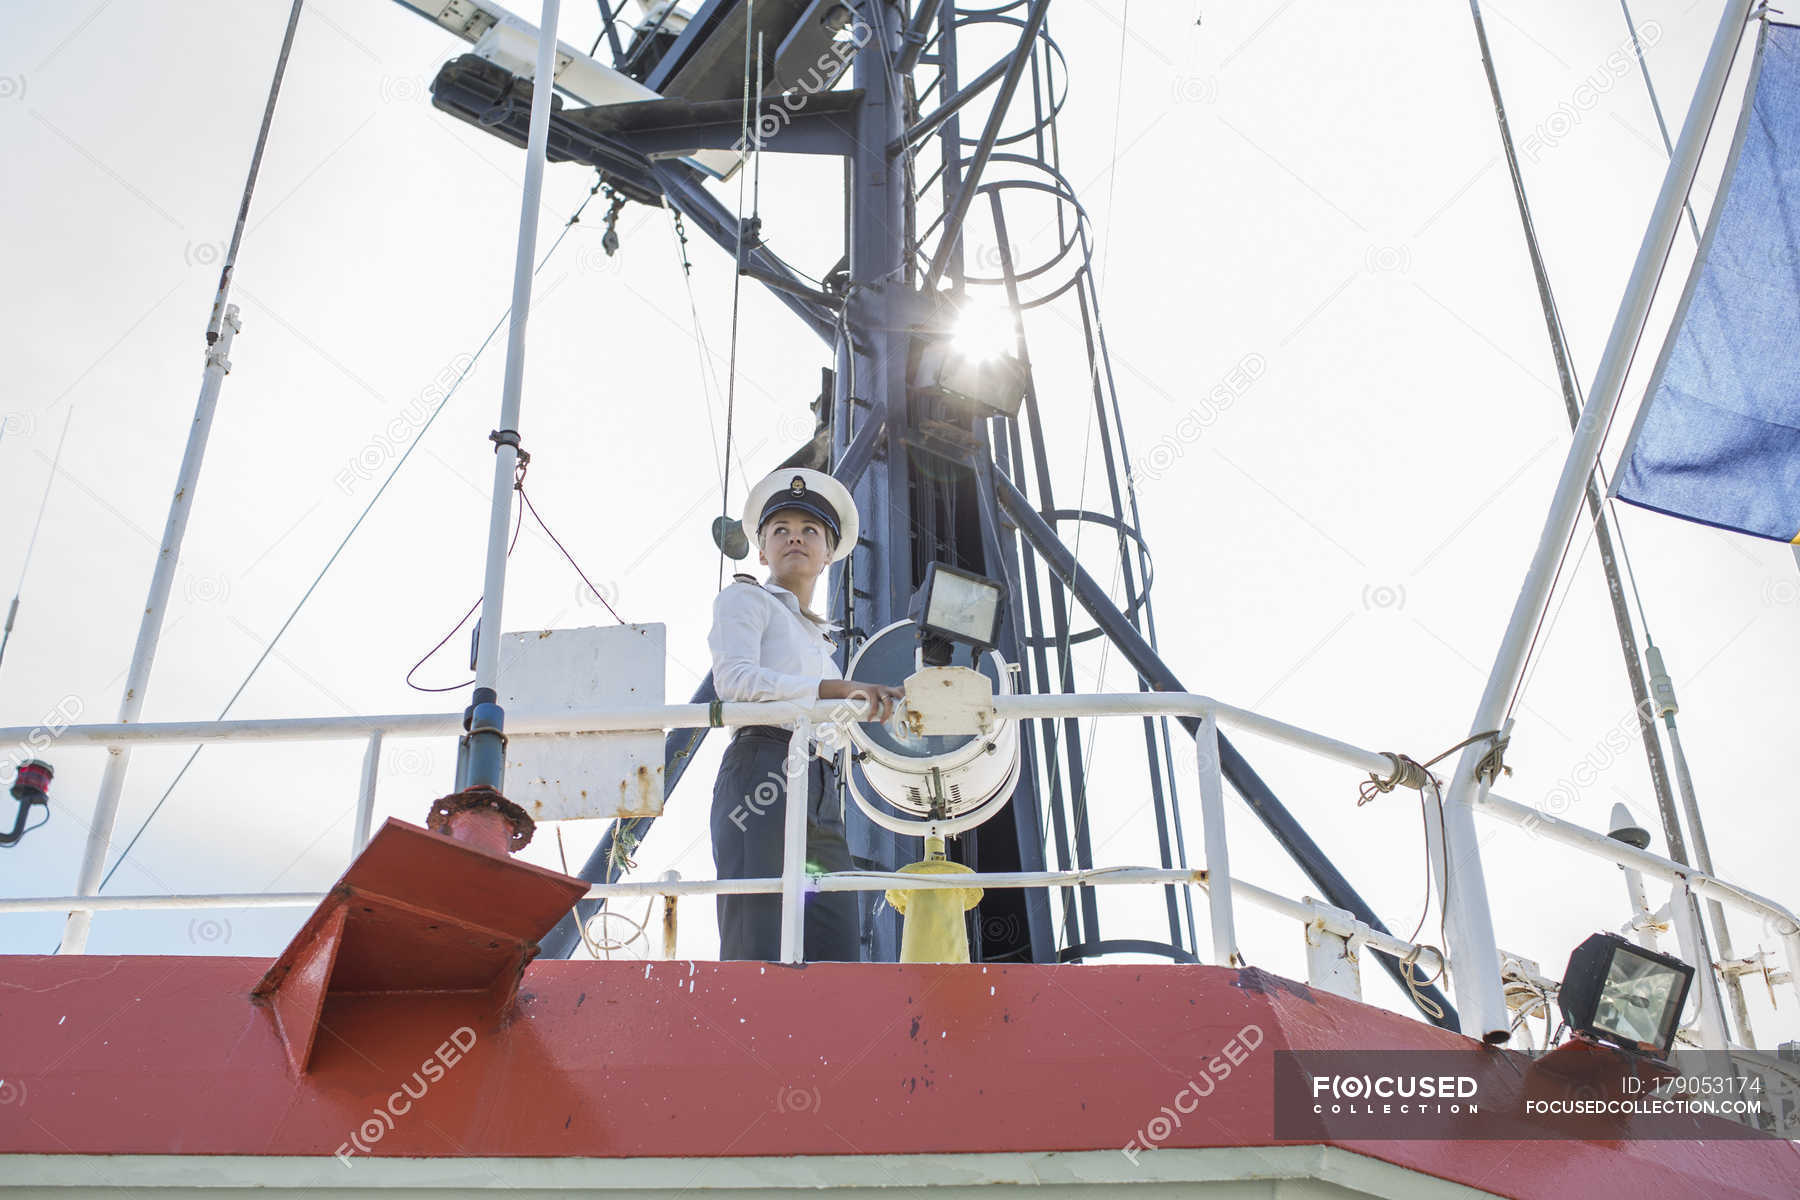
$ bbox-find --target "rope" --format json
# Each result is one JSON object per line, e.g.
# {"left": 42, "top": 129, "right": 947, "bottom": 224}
{"left": 1356, "top": 729, "right": 1508, "bottom": 806}
{"left": 0, "top": 407, "right": 73, "bottom": 674}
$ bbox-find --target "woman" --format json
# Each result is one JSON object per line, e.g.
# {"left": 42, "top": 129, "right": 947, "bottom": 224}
{"left": 707, "top": 467, "right": 904, "bottom": 962}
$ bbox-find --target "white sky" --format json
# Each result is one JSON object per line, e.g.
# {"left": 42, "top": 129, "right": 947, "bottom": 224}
{"left": 1, "top": 0, "right": 1795, "bottom": 1053}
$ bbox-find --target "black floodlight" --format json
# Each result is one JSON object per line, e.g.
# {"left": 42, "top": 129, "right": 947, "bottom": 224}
{"left": 1558, "top": 931, "right": 1694, "bottom": 1058}
{"left": 911, "top": 562, "right": 1004, "bottom": 667}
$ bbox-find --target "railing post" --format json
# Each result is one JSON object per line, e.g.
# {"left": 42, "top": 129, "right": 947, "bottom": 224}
{"left": 352, "top": 730, "right": 382, "bottom": 853}
{"left": 1193, "top": 713, "right": 1239, "bottom": 967}
{"left": 1429, "top": 771, "right": 1507, "bottom": 1041}
{"left": 778, "top": 717, "right": 813, "bottom": 964}
{"left": 1619, "top": 863, "right": 1660, "bottom": 950}
{"left": 1670, "top": 878, "right": 1730, "bottom": 1050}
{"left": 1302, "top": 901, "right": 1363, "bottom": 1001}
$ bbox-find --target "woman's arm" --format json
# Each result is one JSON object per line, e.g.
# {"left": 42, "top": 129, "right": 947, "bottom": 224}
{"left": 817, "top": 678, "right": 905, "bottom": 722}
{"left": 707, "top": 586, "right": 826, "bottom": 703}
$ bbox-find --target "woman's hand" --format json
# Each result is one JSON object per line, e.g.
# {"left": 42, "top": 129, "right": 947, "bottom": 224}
{"left": 818, "top": 679, "right": 906, "bottom": 722}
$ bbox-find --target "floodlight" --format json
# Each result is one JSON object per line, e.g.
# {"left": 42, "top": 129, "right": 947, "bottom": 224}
{"left": 911, "top": 562, "right": 1004, "bottom": 666}
{"left": 913, "top": 321, "right": 1027, "bottom": 419}
{"left": 1558, "top": 931, "right": 1693, "bottom": 1059}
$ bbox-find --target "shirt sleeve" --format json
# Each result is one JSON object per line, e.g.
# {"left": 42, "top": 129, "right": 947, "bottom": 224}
{"left": 708, "top": 586, "right": 825, "bottom": 703}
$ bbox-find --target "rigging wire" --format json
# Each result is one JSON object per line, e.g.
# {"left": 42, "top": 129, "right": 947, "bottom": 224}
{"left": 718, "top": 7, "right": 760, "bottom": 589}
{"left": 89, "top": 180, "right": 609, "bottom": 897}
{"left": 1499, "top": 12, "right": 1755, "bottom": 725}
{"left": 667, "top": 209, "right": 741, "bottom": 501}
{"left": 0, "top": 408, "right": 74, "bottom": 674}
{"left": 1069, "top": 3, "right": 1130, "bottom": 795}
{"left": 1620, "top": 0, "right": 1704, "bottom": 244}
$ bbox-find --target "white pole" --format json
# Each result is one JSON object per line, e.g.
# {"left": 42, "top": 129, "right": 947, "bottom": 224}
{"left": 60, "top": 308, "right": 242, "bottom": 954}
{"left": 1438, "top": 0, "right": 1757, "bottom": 1041}
{"left": 778, "top": 717, "right": 813, "bottom": 963}
{"left": 1669, "top": 878, "right": 1730, "bottom": 1050}
{"left": 1193, "top": 714, "right": 1238, "bottom": 966}
{"left": 352, "top": 729, "right": 382, "bottom": 852}
{"left": 468, "top": 0, "right": 563, "bottom": 782}
{"left": 1620, "top": 866, "right": 1659, "bottom": 949}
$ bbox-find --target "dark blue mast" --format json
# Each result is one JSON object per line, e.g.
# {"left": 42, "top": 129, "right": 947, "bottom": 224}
{"left": 431, "top": 0, "right": 1454, "bottom": 1023}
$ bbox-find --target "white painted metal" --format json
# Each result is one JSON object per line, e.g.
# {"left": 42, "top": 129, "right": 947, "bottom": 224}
{"left": 899, "top": 665, "right": 997, "bottom": 736}
{"left": 1619, "top": 864, "right": 1660, "bottom": 950}
{"left": 845, "top": 629, "right": 1020, "bottom": 827}
{"left": 353, "top": 729, "right": 382, "bottom": 852}
{"left": 59, "top": 306, "right": 242, "bottom": 955}
{"left": 1193, "top": 714, "right": 1238, "bottom": 967}
{"left": 1303, "top": 909, "right": 1362, "bottom": 1001}
{"left": 471, "top": 0, "right": 562, "bottom": 710}
{"left": 498, "top": 624, "right": 667, "bottom": 819}
{"left": 778, "top": 717, "right": 812, "bottom": 963}
{"left": 1436, "top": 0, "right": 1761, "bottom": 1042}
{"left": 1662, "top": 711, "right": 1754, "bottom": 1045}
{"left": 0, "top": 691, "right": 1395, "bottom": 777}
{"left": 1479, "top": 788, "right": 1800, "bottom": 1011}
{"left": 1669, "top": 878, "right": 1731, "bottom": 1051}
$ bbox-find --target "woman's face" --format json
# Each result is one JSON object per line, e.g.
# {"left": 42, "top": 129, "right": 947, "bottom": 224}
{"left": 757, "top": 508, "right": 834, "bottom": 579}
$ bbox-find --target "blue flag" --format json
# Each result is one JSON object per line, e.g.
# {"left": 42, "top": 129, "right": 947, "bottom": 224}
{"left": 1614, "top": 21, "right": 1800, "bottom": 543}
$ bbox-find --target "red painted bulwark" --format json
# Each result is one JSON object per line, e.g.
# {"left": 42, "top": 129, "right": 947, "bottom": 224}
{"left": 0, "top": 955, "right": 1794, "bottom": 1198}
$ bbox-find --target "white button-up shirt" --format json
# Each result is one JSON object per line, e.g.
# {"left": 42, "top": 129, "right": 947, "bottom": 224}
{"left": 708, "top": 579, "right": 841, "bottom": 712}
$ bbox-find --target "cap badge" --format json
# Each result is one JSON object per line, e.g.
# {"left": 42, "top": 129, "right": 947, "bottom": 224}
{"left": 789, "top": 475, "right": 806, "bottom": 495}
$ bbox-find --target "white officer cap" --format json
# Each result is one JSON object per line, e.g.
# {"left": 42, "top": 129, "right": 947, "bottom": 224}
{"left": 742, "top": 467, "right": 860, "bottom": 563}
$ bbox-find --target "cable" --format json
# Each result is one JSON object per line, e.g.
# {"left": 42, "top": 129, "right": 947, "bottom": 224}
{"left": 718, "top": 5, "right": 757, "bottom": 590}
{"left": 1620, "top": 0, "right": 1703, "bottom": 244}
{"left": 405, "top": 488, "right": 526, "bottom": 693}
{"left": 518, "top": 482, "right": 627, "bottom": 624}
{"left": 667, "top": 208, "right": 730, "bottom": 497}
{"left": 1489, "top": 1, "right": 1751, "bottom": 725}
{"left": 0, "top": 407, "right": 73, "bottom": 674}
{"left": 91, "top": 181, "right": 607, "bottom": 896}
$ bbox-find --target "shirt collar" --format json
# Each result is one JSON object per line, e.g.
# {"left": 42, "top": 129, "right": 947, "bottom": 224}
{"left": 762, "top": 581, "right": 841, "bottom": 634}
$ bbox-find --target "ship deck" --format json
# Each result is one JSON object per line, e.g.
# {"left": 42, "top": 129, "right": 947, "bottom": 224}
{"left": 1, "top": 955, "right": 1795, "bottom": 1197}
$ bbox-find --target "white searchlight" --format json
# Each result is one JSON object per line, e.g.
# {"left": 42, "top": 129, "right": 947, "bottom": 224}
{"left": 842, "top": 619, "right": 1021, "bottom": 838}
{"left": 839, "top": 565, "right": 1020, "bottom": 963}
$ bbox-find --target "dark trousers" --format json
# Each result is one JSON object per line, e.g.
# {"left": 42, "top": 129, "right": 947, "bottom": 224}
{"left": 710, "top": 726, "right": 860, "bottom": 962}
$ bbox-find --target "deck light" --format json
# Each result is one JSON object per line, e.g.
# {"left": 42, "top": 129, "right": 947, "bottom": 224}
{"left": 1558, "top": 931, "right": 1693, "bottom": 1058}
{"left": 911, "top": 562, "right": 1004, "bottom": 667}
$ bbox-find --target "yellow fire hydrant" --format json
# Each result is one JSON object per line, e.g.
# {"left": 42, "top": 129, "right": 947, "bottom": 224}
{"left": 885, "top": 836, "right": 982, "bottom": 963}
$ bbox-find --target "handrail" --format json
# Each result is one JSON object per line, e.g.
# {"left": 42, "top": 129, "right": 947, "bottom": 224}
{"left": 0, "top": 691, "right": 1390, "bottom": 773}
{"left": 10, "top": 688, "right": 1795, "bottom": 1044}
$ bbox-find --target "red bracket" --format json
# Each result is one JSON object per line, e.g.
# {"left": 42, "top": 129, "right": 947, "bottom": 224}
{"left": 251, "top": 817, "right": 589, "bottom": 1073}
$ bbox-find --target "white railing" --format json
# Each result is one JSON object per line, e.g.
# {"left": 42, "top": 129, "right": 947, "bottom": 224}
{"left": 4, "top": 691, "right": 1797, "bottom": 1068}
